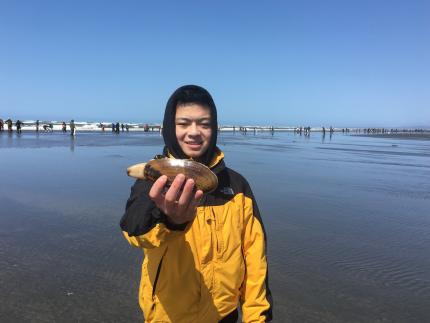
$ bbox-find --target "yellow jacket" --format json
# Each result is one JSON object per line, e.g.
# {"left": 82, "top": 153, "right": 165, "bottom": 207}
{"left": 120, "top": 149, "right": 272, "bottom": 322}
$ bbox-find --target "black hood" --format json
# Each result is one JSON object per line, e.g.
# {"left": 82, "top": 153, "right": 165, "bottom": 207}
{"left": 162, "top": 85, "right": 218, "bottom": 166}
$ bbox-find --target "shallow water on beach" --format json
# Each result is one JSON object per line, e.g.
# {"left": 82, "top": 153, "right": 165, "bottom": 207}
{"left": 1, "top": 131, "right": 429, "bottom": 322}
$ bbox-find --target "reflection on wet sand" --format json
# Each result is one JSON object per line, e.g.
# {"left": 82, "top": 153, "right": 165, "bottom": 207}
{"left": 0, "top": 132, "right": 429, "bottom": 322}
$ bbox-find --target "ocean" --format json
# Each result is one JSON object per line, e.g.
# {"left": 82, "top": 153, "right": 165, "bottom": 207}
{"left": 1, "top": 130, "right": 429, "bottom": 322}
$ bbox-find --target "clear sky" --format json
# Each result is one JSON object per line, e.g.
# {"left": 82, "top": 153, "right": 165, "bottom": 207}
{"left": 1, "top": 0, "right": 429, "bottom": 127}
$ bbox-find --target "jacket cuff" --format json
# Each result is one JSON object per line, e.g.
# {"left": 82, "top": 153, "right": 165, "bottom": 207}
{"left": 163, "top": 213, "right": 189, "bottom": 231}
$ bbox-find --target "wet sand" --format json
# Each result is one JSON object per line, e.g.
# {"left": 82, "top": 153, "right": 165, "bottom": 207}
{"left": 1, "top": 131, "right": 429, "bottom": 322}
{"left": 0, "top": 198, "right": 142, "bottom": 322}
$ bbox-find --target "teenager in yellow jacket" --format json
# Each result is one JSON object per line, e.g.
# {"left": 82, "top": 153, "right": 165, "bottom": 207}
{"left": 120, "top": 85, "right": 272, "bottom": 322}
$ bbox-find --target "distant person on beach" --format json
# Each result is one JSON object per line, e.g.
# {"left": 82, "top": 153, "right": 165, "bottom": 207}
{"left": 6, "top": 119, "right": 12, "bottom": 132}
{"left": 120, "top": 85, "right": 272, "bottom": 323}
{"left": 62, "top": 122, "right": 67, "bottom": 133}
{"left": 115, "top": 122, "right": 120, "bottom": 133}
{"left": 15, "top": 120, "right": 22, "bottom": 133}
{"left": 36, "top": 120, "right": 40, "bottom": 132}
{"left": 125, "top": 124, "right": 129, "bottom": 132}
{"left": 121, "top": 123, "right": 125, "bottom": 132}
{"left": 0, "top": 118, "right": 4, "bottom": 131}
{"left": 43, "top": 124, "right": 52, "bottom": 132}
{"left": 70, "top": 120, "right": 76, "bottom": 136}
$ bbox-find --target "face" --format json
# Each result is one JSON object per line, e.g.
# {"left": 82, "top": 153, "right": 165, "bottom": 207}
{"left": 175, "top": 103, "right": 212, "bottom": 159}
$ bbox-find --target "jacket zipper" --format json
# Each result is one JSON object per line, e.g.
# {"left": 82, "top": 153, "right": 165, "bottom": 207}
{"left": 214, "top": 216, "right": 220, "bottom": 253}
{"left": 152, "top": 247, "right": 167, "bottom": 299}
{"left": 211, "top": 208, "right": 221, "bottom": 255}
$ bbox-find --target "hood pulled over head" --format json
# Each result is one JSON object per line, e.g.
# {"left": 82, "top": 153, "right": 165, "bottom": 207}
{"left": 162, "top": 85, "right": 218, "bottom": 166}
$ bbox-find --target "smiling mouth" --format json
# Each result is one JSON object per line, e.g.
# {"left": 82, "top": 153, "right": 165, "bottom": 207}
{"left": 185, "top": 142, "right": 203, "bottom": 150}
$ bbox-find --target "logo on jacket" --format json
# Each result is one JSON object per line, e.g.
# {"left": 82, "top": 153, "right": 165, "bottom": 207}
{"left": 220, "top": 187, "right": 234, "bottom": 195}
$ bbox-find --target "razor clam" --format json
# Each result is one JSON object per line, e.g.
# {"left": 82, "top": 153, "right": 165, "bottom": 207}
{"left": 127, "top": 158, "right": 218, "bottom": 193}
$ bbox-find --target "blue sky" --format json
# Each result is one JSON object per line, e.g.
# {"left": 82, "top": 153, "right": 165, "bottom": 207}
{"left": 1, "top": 0, "right": 429, "bottom": 127}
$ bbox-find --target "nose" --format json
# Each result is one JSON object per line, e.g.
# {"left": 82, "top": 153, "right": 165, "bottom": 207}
{"left": 188, "top": 123, "right": 200, "bottom": 136}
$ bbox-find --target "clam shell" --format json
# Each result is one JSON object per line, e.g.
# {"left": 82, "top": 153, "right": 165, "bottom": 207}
{"left": 127, "top": 158, "right": 218, "bottom": 193}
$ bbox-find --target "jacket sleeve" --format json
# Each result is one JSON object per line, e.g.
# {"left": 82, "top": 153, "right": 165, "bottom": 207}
{"left": 120, "top": 179, "right": 187, "bottom": 249}
{"left": 240, "top": 186, "right": 273, "bottom": 322}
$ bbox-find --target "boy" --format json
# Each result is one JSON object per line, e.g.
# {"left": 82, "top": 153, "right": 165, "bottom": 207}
{"left": 120, "top": 85, "right": 272, "bottom": 322}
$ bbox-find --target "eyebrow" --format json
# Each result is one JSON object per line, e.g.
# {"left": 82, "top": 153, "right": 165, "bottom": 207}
{"left": 175, "top": 117, "right": 211, "bottom": 122}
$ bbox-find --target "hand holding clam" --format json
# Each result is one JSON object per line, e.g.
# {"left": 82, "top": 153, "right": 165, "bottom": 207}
{"left": 149, "top": 174, "right": 203, "bottom": 225}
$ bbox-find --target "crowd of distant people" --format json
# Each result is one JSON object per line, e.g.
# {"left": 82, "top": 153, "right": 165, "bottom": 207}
{"left": 0, "top": 118, "right": 156, "bottom": 134}
{"left": 106, "top": 122, "right": 152, "bottom": 133}
{"left": 0, "top": 118, "right": 426, "bottom": 136}
{"left": 0, "top": 118, "right": 22, "bottom": 133}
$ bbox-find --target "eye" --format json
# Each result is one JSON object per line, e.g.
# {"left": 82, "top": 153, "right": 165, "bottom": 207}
{"left": 198, "top": 120, "right": 211, "bottom": 128}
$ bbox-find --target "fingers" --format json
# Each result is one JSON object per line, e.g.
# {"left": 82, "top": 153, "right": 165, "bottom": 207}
{"left": 164, "top": 174, "right": 186, "bottom": 202}
{"left": 177, "top": 178, "right": 196, "bottom": 214}
{"left": 149, "top": 174, "right": 204, "bottom": 225}
{"left": 164, "top": 174, "right": 186, "bottom": 214}
{"left": 194, "top": 189, "right": 204, "bottom": 202}
{"left": 169, "top": 186, "right": 203, "bottom": 224}
{"left": 179, "top": 188, "right": 203, "bottom": 218}
{"left": 149, "top": 175, "right": 168, "bottom": 206}
{"left": 187, "top": 189, "right": 203, "bottom": 211}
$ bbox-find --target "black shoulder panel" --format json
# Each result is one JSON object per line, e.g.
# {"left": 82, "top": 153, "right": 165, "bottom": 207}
{"left": 204, "top": 167, "right": 247, "bottom": 206}
{"left": 204, "top": 166, "right": 264, "bottom": 231}
{"left": 209, "top": 167, "right": 268, "bottom": 242}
